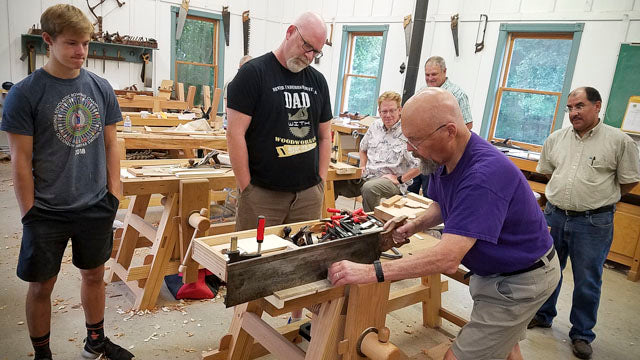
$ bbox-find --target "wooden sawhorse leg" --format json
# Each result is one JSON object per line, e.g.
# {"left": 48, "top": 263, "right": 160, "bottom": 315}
{"left": 107, "top": 194, "right": 152, "bottom": 283}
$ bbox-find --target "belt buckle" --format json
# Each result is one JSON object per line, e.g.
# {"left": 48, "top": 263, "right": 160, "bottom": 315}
{"left": 564, "top": 209, "right": 572, "bottom": 216}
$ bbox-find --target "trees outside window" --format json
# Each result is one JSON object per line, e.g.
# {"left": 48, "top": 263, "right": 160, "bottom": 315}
{"left": 335, "top": 26, "right": 388, "bottom": 116}
{"left": 173, "top": 14, "right": 219, "bottom": 108}
{"left": 491, "top": 35, "right": 572, "bottom": 148}
{"left": 481, "top": 24, "right": 583, "bottom": 151}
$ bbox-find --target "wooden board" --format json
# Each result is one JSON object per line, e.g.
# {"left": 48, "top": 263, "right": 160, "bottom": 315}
{"left": 374, "top": 194, "right": 433, "bottom": 221}
{"left": 209, "top": 234, "right": 294, "bottom": 259}
{"left": 224, "top": 232, "right": 382, "bottom": 307}
{"left": 329, "top": 161, "right": 358, "bottom": 175}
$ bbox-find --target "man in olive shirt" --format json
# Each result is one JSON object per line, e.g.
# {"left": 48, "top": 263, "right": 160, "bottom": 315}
{"left": 529, "top": 87, "right": 640, "bottom": 359}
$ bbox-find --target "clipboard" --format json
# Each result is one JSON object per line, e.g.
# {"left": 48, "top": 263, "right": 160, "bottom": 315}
{"left": 620, "top": 96, "right": 640, "bottom": 134}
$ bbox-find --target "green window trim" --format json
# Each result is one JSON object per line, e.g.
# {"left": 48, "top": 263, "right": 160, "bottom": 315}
{"left": 334, "top": 25, "right": 389, "bottom": 116}
{"left": 170, "top": 6, "right": 225, "bottom": 114}
{"left": 479, "top": 23, "right": 584, "bottom": 139}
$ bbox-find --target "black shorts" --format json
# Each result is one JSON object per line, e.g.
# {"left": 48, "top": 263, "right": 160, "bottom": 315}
{"left": 17, "top": 192, "right": 120, "bottom": 282}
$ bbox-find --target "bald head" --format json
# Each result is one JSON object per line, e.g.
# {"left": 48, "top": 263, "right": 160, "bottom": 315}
{"left": 401, "top": 88, "right": 470, "bottom": 169}
{"left": 293, "top": 12, "right": 327, "bottom": 46}
{"left": 275, "top": 12, "right": 326, "bottom": 72}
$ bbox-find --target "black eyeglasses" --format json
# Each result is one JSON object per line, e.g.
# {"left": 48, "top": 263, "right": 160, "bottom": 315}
{"left": 294, "top": 26, "right": 323, "bottom": 59}
{"left": 405, "top": 123, "right": 448, "bottom": 151}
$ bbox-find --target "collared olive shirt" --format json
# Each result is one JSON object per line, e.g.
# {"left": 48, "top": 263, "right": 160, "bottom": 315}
{"left": 537, "top": 120, "right": 640, "bottom": 211}
{"left": 360, "top": 119, "right": 420, "bottom": 193}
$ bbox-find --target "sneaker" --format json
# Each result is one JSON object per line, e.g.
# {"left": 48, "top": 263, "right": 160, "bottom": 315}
{"left": 527, "top": 316, "right": 552, "bottom": 329}
{"left": 81, "top": 337, "right": 135, "bottom": 360}
{"left": 572, "top": 339, "right": 593, "bottom": 359}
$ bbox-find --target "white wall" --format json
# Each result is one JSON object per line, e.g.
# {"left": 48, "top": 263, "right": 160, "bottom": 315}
{"left": 416, "top": 0, "right": 640, "bottom": 134}
{"left": 1, "top": 0, "right": 639, "bottom": 134}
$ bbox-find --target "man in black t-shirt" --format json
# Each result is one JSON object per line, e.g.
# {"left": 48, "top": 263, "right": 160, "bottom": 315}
{"left": 226, "top": 12, "right": 332, "bottom": 231}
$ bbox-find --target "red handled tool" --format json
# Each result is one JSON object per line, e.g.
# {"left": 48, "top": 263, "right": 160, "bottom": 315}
{"left": 256, "top": 215, "right": 265, "bottom": 254}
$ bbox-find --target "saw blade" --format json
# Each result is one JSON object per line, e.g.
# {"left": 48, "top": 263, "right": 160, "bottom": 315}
{"left": 222, "top": 6, "right": 230, "bottom": 46}
{"left": 403, "top": 14, "right": 412, "bottom": 58}
{"left": 176, "top": 0, "right": 189, "bottom": 40}
{"left": 242, "top": 10, "right": 250, "bottom": 56}
{"left": 451, "top": 13, "right": 459, "bottom": 57}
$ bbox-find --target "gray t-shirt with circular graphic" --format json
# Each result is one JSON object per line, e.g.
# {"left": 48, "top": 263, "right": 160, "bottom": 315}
{"left": 1, "top": 68, "right": 122, "bottom": 211}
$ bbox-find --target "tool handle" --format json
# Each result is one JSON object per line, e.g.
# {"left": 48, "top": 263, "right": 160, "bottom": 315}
{"left": 326, "top": 207, "right": 341, "bottom": 213}
{"left": 330, "top": 214, "right": 344, "bottom": 220}
{"left": 256, "top": 215, "right": 265, "bottom": 243}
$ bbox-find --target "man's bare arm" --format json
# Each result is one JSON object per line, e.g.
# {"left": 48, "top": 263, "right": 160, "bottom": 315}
{"left": 226, "top": 108, "right": 253, "bottom": 191}
{"left": 7, "top": 133, "right": 34, "bottom": 217}
{"left": 104, "top": 124, "right": 121, "bottom": 198}
{"left": 318, "top": 121, "right": 331, "bottom": 182}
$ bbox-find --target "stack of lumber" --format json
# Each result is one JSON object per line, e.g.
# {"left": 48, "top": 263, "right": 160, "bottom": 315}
{"left": 373, "top": 193, "right": 433, "bottom": 221}
{"left": 117, "top": 93, "right": 189, "bottom": 112}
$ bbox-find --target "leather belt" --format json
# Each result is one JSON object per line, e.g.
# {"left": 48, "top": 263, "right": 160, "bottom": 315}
{"left": 463, "top": 247, "right": 556, "bottom": 279}
{"left": 559, "top": 204, "right": 615, "bottom": 217}
{"left": 500, "top": 247, "right": 556, "bottom": 277}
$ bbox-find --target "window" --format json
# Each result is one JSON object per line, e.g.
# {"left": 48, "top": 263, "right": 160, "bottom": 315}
{"left": 481, "top": 24, "right": 583, "bottom": 151}
{"left": 335, "top": 25, "right": 388, "bottom": 116}
{"left": 170, "top": 8, "right": 225, "bottom": 110}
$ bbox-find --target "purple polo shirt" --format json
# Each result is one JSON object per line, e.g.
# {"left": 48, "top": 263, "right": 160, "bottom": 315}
{"left": 427, "top": 133, "right": 552, "bottom": 276}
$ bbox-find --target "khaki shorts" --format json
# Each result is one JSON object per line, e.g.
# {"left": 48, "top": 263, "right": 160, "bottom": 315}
{"left": 452, "top": 248, "right": 560, "bottom": 359}
{"left": 235, "top": 182, "right": 324, "bottom": 231}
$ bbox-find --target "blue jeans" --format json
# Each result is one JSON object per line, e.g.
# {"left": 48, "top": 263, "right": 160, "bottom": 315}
{"left": 534, "top": 202, "right": 614, "bottom": 343}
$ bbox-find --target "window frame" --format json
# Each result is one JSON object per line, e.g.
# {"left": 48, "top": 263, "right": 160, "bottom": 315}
{"left": 170, "top": 7, "right": 225, "bottom": 112}
{"left": 480, "top": 23, "right": 584, "bottom": 151}
{"left": 334, "top": 25, "right": 388, "bottom": 116}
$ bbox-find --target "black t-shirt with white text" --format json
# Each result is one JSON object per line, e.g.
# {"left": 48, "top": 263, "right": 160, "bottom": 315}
{"left": 227, "top": 52, "right": 332, "bottom": 191}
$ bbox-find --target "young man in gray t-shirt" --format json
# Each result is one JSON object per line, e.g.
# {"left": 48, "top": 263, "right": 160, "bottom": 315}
{"left": 0, "top": 4, "right": 133, "bottom": 360}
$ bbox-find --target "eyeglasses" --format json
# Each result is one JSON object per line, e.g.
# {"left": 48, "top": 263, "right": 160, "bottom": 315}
{"left": 380, "top": 108, "right": 399, "bottom": 115}
{"left": 294, "top": 26, "right": 323, "bottom": 59}
{"left": 405, "top": 123, "right": 448, "bottom": 151}
{"left": 565, "top": 103, "right": 586, "bottom": 113}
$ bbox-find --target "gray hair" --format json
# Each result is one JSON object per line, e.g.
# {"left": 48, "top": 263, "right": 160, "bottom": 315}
{"left": 425, "top": 56, "right": 446, "bottom": 71}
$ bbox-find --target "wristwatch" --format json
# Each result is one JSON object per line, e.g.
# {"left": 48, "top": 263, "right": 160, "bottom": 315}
{"left": 373, "top": 260, "right": 385, "bottom": 282}
{"left": 396, "top": 175, "right": 404, "bottom": 184}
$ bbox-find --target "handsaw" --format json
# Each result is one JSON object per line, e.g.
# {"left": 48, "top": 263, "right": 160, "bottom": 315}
{"left": 475, "top": 14, "right": 488, "bottom": 53}
{"left": 222, "top": 6, "right": 230, "bottom": 46}
{"left": 403, "top": 14, "right": 412, "bottom": 58}
{"left": 242, "top": 10, "right": 250, "bottom": 56}
{"left": 176, "top": 0, "right": 190, "bottom": 41}
{"left": 451, "top": 13, "right": 459, "bottom": 57}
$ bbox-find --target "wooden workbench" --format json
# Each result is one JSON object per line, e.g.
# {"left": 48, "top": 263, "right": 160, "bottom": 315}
{"left": 192, "top": 221, "right": 469, "bottom": 360}
{"left": 508, "top": 155, "right": 640, "bottom": 281}
{"left": 331, "top": 119, "right": 369, "bottom": 163}
{"left": 109, "top": 160, "right": 363, "bottom": 310}
{"left": 117, "top": 132, "right": 228, "bottom": 159}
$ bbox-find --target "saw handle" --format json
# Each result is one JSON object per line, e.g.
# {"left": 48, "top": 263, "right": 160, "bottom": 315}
{"left": 256, "top": 215, "right": 265, "bottom": 243}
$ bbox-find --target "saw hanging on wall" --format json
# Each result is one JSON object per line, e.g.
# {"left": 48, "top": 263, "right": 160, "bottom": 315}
{"left": 86, "top": 0, "right": 126, "bottom": 41}
{"left": 222, "top": 6, "right": 230, "bottom": 46}
{"left": 242, "top": 10, "right": 250, "bottom": 55}
{"left": 451, "top": 13, "right": 459, "bottom": 57}
{"left": 475, "top": 14, "right": 488, "bottom": 53}
{"left": 176, "top": 0, "right": 190, "bottom": 41}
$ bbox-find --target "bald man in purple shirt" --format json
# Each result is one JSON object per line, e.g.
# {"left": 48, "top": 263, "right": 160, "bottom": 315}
{"left": 328, "top": 88, "right": 560, "bottom": 360}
